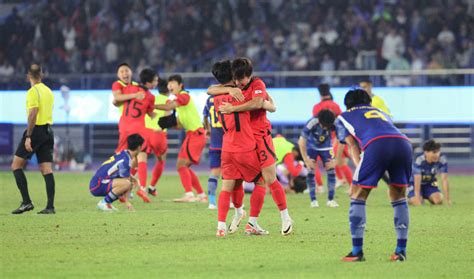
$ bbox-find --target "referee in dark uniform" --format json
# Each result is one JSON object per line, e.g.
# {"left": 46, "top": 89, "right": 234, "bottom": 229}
{"left": 11, "top": 64, "right": 56, "bottom": 214}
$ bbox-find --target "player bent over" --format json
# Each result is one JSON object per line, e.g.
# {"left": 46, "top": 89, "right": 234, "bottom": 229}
{"left": 408, "top": 139, "right": 451, "bottom": 206}
{"left": 299, "top": 110, "right": 338, "bottom": 208}
{"left": 336, "top": 89, "right": 412, "bottom": 262}
{"left": 89, "top": 134, "right": 144, "bottom": 212}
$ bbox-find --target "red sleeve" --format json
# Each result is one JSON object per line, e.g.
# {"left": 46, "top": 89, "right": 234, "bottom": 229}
{"left": 112, "top": 81, "right": 122, "bottom": 91}
{"left": 147, "top": 93, "right": 155, "bottom": 114}
{"left": 333, "top": 103, "right": 342, "bottom": 116}
{"left": 175, "top": 94, "right": 190, "bottom": 106}
{"left": 283, "top": 153, "right": 303, "bottom": 177}
{"left": 251, "top": 80, "right": 268, "bottom": 100}
{"left": 312, "top": 104, "right": 320, "bottom": 117}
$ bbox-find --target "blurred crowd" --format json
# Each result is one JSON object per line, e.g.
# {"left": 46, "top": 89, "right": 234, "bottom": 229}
{"left": 0, "top": 0, "right": 473, "bottom": 81}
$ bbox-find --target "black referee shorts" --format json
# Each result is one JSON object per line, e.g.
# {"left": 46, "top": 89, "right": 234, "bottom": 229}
{"left": 15, "top": 125, "right": 54, "bottom": 163}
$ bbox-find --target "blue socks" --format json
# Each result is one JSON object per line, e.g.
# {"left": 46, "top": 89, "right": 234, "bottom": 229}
{"left": 306, "top": 171, "right": 316, "bottom": 201}
{"left": 392, "top": 198, "right": 409, "bottom": 254}
{"left": 207, "top": 174, "right": 219, "bottom": 205}
{"left": 327, "top": 168, "right": 335, "bottom": 201}
{"left": 104, "top": 191, "right": 119, "bottom": 204}
{"left": 350, "top": 199, "right": 366, "bottom": 254}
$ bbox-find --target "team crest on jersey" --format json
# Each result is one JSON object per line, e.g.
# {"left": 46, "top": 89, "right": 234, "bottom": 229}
{"left": 319, "top": 135, "right": 326, "bottom": 142}
{"left": 255, "top": 90, "right": 262, "bottom": 94}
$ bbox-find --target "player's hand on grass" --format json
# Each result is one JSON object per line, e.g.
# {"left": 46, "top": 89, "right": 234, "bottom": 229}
{"left": 412, "top": 197, "right": 422, "bottom": 206}
{"left": 126, "top": 202, "right": 135, "bottom": 212}
{"left": 25, "top": 137, "right": 33, "bottom": 152}
{"left": 229, "top": 88, "right": 244, "bottom": 101}
{"left": 135, "top": 91, "right": 145, "bottom": 100}
{"left": 219, "top": 102, "right": 234, "bottom": 114}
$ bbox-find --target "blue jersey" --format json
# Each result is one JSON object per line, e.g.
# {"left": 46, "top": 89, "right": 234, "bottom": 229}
{"left": 203, "top": 96, "right": 223, "bottom": 150}
{"left": 335, "top": 105, "right": 407, "bottom": 150}
{"left": 93, "top": 150, "right": 132, "bottom": 182}
{"left": 411, "top": 153, "right": 448, "bottom": 187}
{"left": 301, "top": 117, "right": 333, "bottom": 151}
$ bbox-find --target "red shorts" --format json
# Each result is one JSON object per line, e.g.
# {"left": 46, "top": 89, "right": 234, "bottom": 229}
{"left": 116, "top": 127, "right": 150, "bottom": 153}
{"left": 146, "top": 131, "right": 167, "bottom": 157}
{"left": 333, "top": 141, "right": 350, "bottom": 159}
{"left": 221, "top": 150, "right": 262, "bottom": 183}
{"left": 178, "top": 128, "right": 206, "bottom": 164}
{"left": 255, "top": 132, "right": 276, "bottom": 168}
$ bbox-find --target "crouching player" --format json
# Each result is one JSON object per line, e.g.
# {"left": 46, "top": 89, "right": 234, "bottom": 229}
{"left": 408, "top": 139, "right": 451, "bottom": 206}
{"left": 298, "top": 110, "right": 338, "bottom": 208}
{"left": 335, "top": 89, "right": 412, "bottom": 262}
{"left": 89, "top": 134, "right": 144, "bottom": 212}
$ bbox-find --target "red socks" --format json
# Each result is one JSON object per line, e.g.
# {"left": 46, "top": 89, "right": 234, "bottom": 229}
{"left": 189, "top": 169, "right": 204, "bottom": 194}
{"left": 150, "top": 160, "right": 164, "bottom": 186}
{"left": 138, "top": 162, "right": 147, "bottom": 187}
{"left": 232, "top": 183, "right": 245, "bottom": 209}
{"left": 250, "top": 185, "right": 266, "bottom": 217}
{"left": 268, "top": 180, "right": 287, "bottom": 211}
{"left": 177, "top": 167, "right": 193, "bottom": 192}
{"left": 218, "top": 190, "right": 231, "bottom": 222}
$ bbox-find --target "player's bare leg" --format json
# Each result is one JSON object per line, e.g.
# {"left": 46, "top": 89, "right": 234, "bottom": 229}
{"left": 388, "top": 185, "right": 409, "bottom": 261}
{"left": 136, "top": 152, "right": 151, "bottom": 203}
{"left": 428, "top": 192, "right": 443, "bottom": 205}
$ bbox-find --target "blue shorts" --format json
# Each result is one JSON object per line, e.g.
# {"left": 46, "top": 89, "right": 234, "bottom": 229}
{"left": 89, "top": 176, "right": 113, "bottom": 197}
{"left": 353, "top": 138, "right": 412, "bottom": 188}
{"left": 407, "top": 184, "right": 441, "bottom": 199}
{"left": 307, "top": 148, "right": 333, "bottom": 164}
{"left": 209, "top": 149, "right": 222, "bottom": 169}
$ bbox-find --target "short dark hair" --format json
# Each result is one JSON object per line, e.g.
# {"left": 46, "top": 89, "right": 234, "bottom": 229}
{"left": 318, "top": 83, "right": 331, "bottom": 97}
{"left": 212, "top": 60, "right": 233, "bottom": 84}
{"left": 28, "top": 64, "right": 43, "bottom": 79}
{"left": 139, "top": 68, "right": 158, "bottom": 84}
{"left": 344, "top": 88, "right": 372, "bottom": 109}
{"left": 168, "top": 74, "right": 183, "bottom": 84}
{"left": 293, "top": 176, "right": 307, "bottom": 193}
{"left": 423, "top": 139, "right": 441, "bottom": 152}
{"left": 292, "top": 146, "right": 303, "bottom": 161}
{"left": 359, "top": 78, "right": 372, "bottom": 84}
{"left": 318, "top": 109, "right": 336, "bottom": 128}
{"left": 127, "top": 134, "right": 144, "bottom": 151}
{"left": 232, "top": 57, "right": 253, "bottom": 80}
{"left": 157, "top": 79, "right": 168, "bottom": 94}
{"left": 116, "top": 63, "right": 131, "bottom": 72}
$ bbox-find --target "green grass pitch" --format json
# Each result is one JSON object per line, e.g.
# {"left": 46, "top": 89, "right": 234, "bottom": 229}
{"left": 0, "top": 172, "right": 473, "bottom": 278}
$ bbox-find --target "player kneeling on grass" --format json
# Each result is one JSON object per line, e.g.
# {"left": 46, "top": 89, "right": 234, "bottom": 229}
{"left": 408, "top": 139, "right": 451, "bottom": 206}
{"left": 89, "top": 134, "right": 144, "bottom": 212}
{"left": 299, "top": 109, "right": 338, "bottom": 208}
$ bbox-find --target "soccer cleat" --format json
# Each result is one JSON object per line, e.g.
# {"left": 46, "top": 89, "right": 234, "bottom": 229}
{"left": 37, "top": 208, "right": 56, "bottom": 214}
{"left": 136, "top": 188, "right": 151, "bottom": 203}
{"left": 342, "top": 251, "right": 365, "bottom": 262}
{"left": 228, "top": 210, "right": 246, "bottom": 234}
{"left": 390, "top": 252, "right": 407, "bottom": 262}
{"left": 245, "top": 222, "right": 269, "bottom": 236}
{"left": 281, "top": 218, "right": 294, "bottom": 236}
{"left": 147, "top": 186, "right": 158, "bottom": 197}
{"left": 173, "top": 195, "right": 197, "bottom": 203}
{"left": 208, "top": 204, "right": 217, "bottom": 210}
{"left": 197, "top": 195, "right": 208, "bottom": 203}
{"left": 11, "top": 202, "right": 34, "bottom": 214}
{"left": 310, "top": 200, "right": 320, "bottom": 208}
{"left": 326, "top": 200, "right": 340, "bottom": 208}
{"left": 119, "top": 196, "right": 126, "bottom": 203}
{"left": 216, "top": 229, "right": 226, "bottom": 237}
{"left": 97, "top": 200, "right": 117, "bottom": 212}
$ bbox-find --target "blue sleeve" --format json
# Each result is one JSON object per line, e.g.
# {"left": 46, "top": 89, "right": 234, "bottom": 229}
{"left": 439, "top": 155, "right": 448, "bottom": 173}
{"left": 203, "top": 101, "right": 210, "bottom": 117}
{"left": 118, "top": 156, "right": 131, "bottom": 178}
{"left": 301, "top": 118, "right": 314, "bottom": 140}
{"left": 412, "top": 157, "right": 422, "bottom": 175}
{"left": 335, "top": 118, "right": 350, "bottom": 144}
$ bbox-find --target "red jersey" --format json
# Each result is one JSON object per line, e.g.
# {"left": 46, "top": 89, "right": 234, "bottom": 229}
{"left": 119, "top": 85, "right": 155, "bottom": 132}
{"left": 214, "top": 89, "right": 256, "bottom": 153}
{"left": 312, "top": 99, "right": 342, "bottom": 117}
{"left": 243, "top": 77, "right": 272, "bottom": 136}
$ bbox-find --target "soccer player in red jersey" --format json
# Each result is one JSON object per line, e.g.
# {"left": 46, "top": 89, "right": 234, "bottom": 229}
{"left": 313, "top": 84, "right": 353, "bottom": 192}
{"left": 211, "top": 60, "right": 271, "bottom": 237}
{"left": 209, "top": 58, "right": 294, "bottom": 236}
{"left": 111, "top": 63, "right": 144, "bottom": 108}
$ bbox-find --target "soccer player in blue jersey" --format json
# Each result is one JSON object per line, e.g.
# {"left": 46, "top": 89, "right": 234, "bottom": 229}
{"left": 298, "top": 109, "right": 338, "bottom": 208}
{"left": 335, "top": 88, "right": 412, "bottom": 262}
{"left": 89, "top": 134, "right": 144, "bottom": 212}
{"left": 408, "top": 139, "right": 451, "bottom": 206}
{"left": 203, "top": 94, "right": 224, "bottom": 209}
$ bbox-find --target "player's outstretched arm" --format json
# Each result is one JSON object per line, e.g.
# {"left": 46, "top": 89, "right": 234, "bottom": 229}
{"left": 298, "top": 136, "right": 314, "bottom": 170}
{"left": 262, "top": 99, "right": 276, "bottom": 112}
{"left": 441, "top": 173, "right": 451, "bottom": 205}
{"left": 112, "top": 90, "right": 145, "bottom": 105}
{"left": 219, "top": 97, "right": 264, "bottom": 114}
{"left": 207, "top": 85, "right": 245, "bottom": 101}
{"left": 155, "top": 101, "right": 178, "bottom": 111}
{"left": 412, "top": 175, "right": 422, "bottom": 206}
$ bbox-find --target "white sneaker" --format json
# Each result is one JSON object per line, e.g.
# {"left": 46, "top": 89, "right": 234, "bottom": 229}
{"left": 208, "top": 203, "right": 217, "bottom": 210}
{"left": 97, "top": 200, "right": 117, "bottom": 212}
{"left": 316, "top": 185, "right": 325, "bottom": 193}
{"left": 281, "top": 218, "right": 294, "bottom": 236}
{"left": 173, "top": 194, "right": 197, "bottom": 203}
{"left": 228, "top": 210, "right": 246, "bottom": 234}
{"left": 310, "top": 200, "right": 320, "bottom": 208}
{"left": 245, "top": 222, "right": 269, "bottom": 236}
{"left": 326, "top": 200, "right": 339, "bottom": 208}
